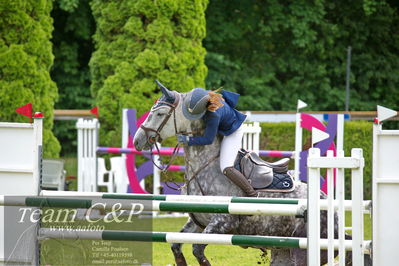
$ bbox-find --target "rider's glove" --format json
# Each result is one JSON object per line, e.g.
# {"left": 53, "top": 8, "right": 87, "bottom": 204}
{"left": 177, "top": 134, "right": 189, "bottom": 145}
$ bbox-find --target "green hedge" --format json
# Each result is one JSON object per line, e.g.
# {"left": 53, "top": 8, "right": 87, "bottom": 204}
{"left": 260, "top": 121, "right": 372, "bottom": 200}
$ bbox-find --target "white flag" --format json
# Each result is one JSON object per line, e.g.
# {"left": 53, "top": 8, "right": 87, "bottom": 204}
{"left": 312, "top": 127, "right": 330, "bottom": 146}
{"left": 377, "top": 105, "right": 397, "bottom": 123}
{"left": 297, "top": 99, "right": 308, "bottom": 111}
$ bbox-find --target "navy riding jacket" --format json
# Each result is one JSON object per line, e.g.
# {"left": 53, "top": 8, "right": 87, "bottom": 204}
{"left": 188, "top": 90, "right": 247, "bottom": 146}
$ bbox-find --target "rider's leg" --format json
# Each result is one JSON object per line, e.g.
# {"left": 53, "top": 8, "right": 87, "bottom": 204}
{"left": 223, "top": 167, "right": 257, "bottom": 197}
{"left": 220, "top": 126, "right": 257, "bottom": 197}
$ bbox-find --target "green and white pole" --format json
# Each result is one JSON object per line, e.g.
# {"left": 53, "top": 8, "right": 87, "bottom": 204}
{"left": 40, "top": 190, "right": 371, "bottom": 212}
{"left": 0, "top": 196, "right": 305, "bottom": 216}
{"left": 39, "top": 228, "right": 371, "bottom": 253}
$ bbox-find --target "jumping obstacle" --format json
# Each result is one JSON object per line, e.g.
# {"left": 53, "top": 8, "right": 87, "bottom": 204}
{"left": 372, "top": 105, "right": 399, "bottom": 265}
{"left": 1, "top": 105, "right": 398, "bottom": 265}
{"left": 307, "top": 148, "right": 364, "bottom": 265}
{"left": 1, "top": 146, "right": 370, "bottom": 265}
{"left": 97, "top": 146, "right": 294, "bottom": 158}
{"left": 4, "top": 191, "right": 370, "bottom": 217}
{"left": 76, "top": 118, "right": 99, "bottom": 192}
{"left": 0, "top": 117, "right": 42, "bottom": 265}
{"left": 38, "top": 228, "right": 371, "bottom": 252}
{"left": 40, "top": 190, "right": 371, "bottom": 212}
{"left": 0, "top": 195, "right": 305, "bottom": 216}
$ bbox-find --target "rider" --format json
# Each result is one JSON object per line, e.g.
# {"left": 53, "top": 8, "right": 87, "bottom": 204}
{"left": 177, "top": 88, "right": 258, "bottom": 197}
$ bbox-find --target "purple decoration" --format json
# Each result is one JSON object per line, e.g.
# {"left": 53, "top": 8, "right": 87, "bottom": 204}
{"left": 160, "top": 182, "right": 184, "bottom": 195}
{"left": 299, "top": 114, "right": 338, "bottom": 191}
{"left": 137, "top": 160, "right": 154, "bottom": 182}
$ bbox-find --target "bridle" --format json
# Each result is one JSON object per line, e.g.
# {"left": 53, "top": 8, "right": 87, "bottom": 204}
{"left": 140, "top": 92, "right": 181, "bottom": 145}
{"left": 139, "top": 91, "right": 214, "bottom": 196}
{"left": 139, "top": 92, "right": 183, "bottom": 171}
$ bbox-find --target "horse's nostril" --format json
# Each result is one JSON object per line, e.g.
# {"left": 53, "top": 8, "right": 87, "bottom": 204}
{"left": 134, "top": 140, "right": 139, "bottom": 148}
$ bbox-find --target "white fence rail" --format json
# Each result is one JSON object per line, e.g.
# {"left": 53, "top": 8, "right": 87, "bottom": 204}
{"left": 307, "top": 148, "right": 365, "bottom": 266}
{"left": 76, "top": 118, "right": 99, "bottom": 192}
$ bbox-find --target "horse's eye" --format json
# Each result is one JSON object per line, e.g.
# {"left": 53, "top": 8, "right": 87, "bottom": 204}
{"left": 157, "top": 113, "right": 164, "bottom": 117}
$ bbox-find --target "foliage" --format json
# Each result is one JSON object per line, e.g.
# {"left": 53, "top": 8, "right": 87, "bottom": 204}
{"left": 0, "top": 0, "right": 60, "bottom": 158}
{"left": 205, "top": 0, "right": 399, "bottom": 112}
{"left": 90, "top": 0, "right": 209, "bottom": 147}
{"left": 343, "top": 121, "right": 372, "bottom": 200}
{"left": 56, "top": 0, "right": 79, "bottom": 12}
{"left": 260, "top": 120, "right": 372, "bottom": 199}
{"left": 51, "top": 0, "right": 95, "bottom": 155}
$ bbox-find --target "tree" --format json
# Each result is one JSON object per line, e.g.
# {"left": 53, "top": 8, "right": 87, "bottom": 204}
{"left": 0, "top": 0, "right": 60, "bottom": 158}
{"left": 90, "top": 0, "right": 208, "bottom": 146}
{"left": 51, "top": 0, "right": 95, "bottom": 155}
{"left": 205, "top": 0, "right": 399, "bottom": 111}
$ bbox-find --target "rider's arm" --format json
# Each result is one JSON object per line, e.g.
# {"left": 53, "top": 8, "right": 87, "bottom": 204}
{"left": 188, "top": 113, "right": 220, "bottom": 146}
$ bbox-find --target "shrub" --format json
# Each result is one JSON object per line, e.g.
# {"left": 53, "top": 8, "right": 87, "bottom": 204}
{"left": 0, "top": 0, "right": 60, "bottom": 158}
{"left": 90, "top": 0, "right": 209, "bottom": 147}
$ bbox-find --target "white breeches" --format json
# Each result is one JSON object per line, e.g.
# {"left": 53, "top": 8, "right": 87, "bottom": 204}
{"left": 220, "top": 125, "right": 243, "bottom": 172}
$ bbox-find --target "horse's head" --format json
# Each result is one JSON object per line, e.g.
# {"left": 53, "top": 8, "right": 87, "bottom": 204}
{"left": 134, "top": 81, "right": 184, "bottom": 151}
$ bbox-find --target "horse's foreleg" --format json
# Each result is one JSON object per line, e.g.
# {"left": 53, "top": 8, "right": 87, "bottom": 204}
{"left": 192, "top": 214, "right": 240, "bottom": 266}
{"left": 171, "top": 217, "right": 201, "bottom": 266}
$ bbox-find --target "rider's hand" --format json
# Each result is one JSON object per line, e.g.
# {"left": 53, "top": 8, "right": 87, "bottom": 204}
{"left": 177, "top": 134, "right": 189, "bottom": 145}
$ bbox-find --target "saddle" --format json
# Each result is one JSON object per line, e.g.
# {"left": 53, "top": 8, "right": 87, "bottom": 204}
{"left": 234, "top": 149, "right": 295, "bottom": 192}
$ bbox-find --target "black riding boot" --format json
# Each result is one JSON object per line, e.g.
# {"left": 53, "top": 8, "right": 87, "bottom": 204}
{"left": 223, "top": 167, "right": 258, "bottom": 197}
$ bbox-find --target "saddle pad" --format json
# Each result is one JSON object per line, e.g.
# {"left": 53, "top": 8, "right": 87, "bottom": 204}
{"left": 256, "top": 170, "right": 295, "bottom": 193}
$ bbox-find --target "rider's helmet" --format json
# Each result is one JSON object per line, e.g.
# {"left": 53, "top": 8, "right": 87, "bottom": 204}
{"left": 182, "top": 88, "right": 210, "bottom": 120}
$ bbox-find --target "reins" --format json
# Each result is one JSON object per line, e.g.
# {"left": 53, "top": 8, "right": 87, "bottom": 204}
{"left": 183, "top": 153, "right": 219, "bottom": 195}
{"left": 140, "top": 93, "right": 187, "bottom": 179}
{"left": 140, "top": 92, "right": 217, "bottom": 195}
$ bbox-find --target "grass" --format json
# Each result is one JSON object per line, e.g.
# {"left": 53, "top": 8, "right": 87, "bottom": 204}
{"left": 152, "top": 217, "right": 268, "bottom": 266}
{"left": 62, "top": 157, "right": 78, "bottom": 191}
{"left": 151, "top": 212, "right": 372, "bottom": 266}
{"left": 39, "top": 210, "right": 371, "bottom": 265}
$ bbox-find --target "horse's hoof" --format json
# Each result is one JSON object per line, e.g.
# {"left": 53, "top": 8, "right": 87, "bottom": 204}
{"left": 199, "top": 259, "right": 211, "bottom": 266}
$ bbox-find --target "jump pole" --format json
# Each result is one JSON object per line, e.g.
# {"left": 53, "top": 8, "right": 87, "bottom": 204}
{"left": 40, "top": 190, "right": 371, "bottom": 212}
{"left": 97, "top": 147, "right": 294, "bottom": 158}
{"left": 0, "top": 196, "right": 305, "bottom": 216}
{"left": 38, "top": 229, "right": 371, "bottom": 253}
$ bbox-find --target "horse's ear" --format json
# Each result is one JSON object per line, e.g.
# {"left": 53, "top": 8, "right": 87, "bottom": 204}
{"left": 155, "top": 80, "right": 174, "bottom": 100}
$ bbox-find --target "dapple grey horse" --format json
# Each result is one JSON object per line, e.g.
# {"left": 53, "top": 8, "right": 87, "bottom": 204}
{"left": 133, "top": 84, "right": 345, "bottom": 266}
